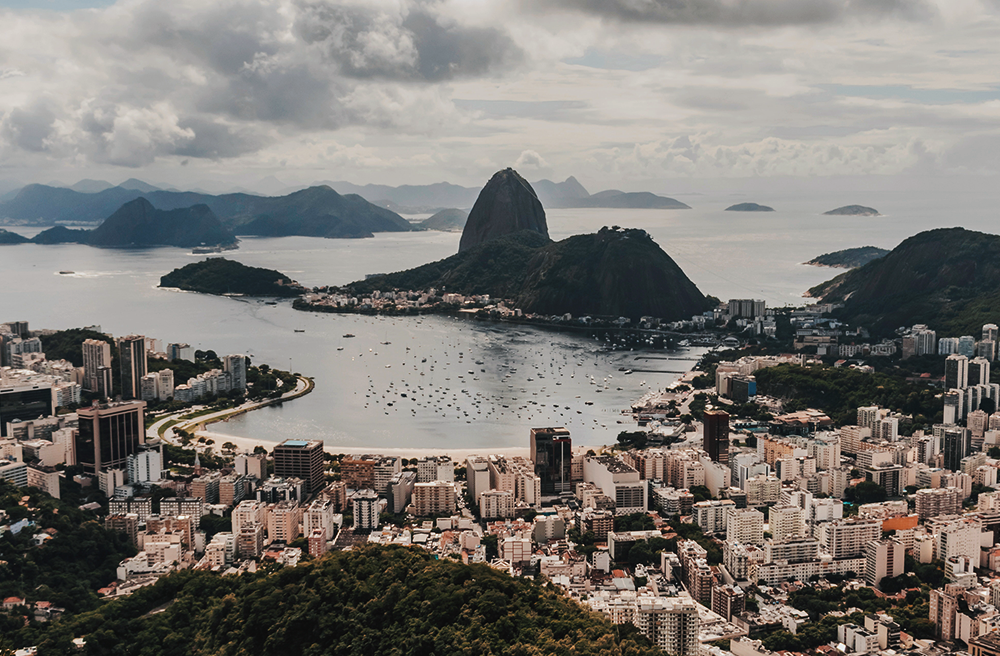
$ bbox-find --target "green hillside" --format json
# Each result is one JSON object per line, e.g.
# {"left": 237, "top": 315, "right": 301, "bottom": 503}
{"left": 11, "top": 546, "right": 662, "bottom": 656}
{"left": 810, "top": 227, "right": 1000, "bottom": 335}
{"left": 159, "top": 258, "right": 302, "bottom": 297}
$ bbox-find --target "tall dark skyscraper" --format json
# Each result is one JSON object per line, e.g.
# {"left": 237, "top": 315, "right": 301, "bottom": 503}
{"left": 0, "top": 383, "right": 54, "bottom": 438}
{"left": 76, "top": 400, "right": 146, "bottom": 474}
{"left": 118, "top": 335, "right": 147, "bottom": 400}
{"left": 530, "top": 427, "right": 572, "bottom": 495}
{"left": 703, "top": 409, "right": 730, "bottom": 464}
{"left": 942, "top": 426, "right": 970, "bottom": 472}
{"left": 273, "top": 439, "right": 325, "bottom": 494}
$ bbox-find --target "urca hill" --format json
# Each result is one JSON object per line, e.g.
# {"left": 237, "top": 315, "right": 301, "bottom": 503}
{"left": 345, "top": 167, "right": 709, "bottom": 321}
{"left": 809, "top": 227, "right": 1000, "bottom": 335}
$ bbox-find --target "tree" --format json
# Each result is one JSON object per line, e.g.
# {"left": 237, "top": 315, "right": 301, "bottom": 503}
{"left": 843, "top": 481, "right": 886, "bottom": 504}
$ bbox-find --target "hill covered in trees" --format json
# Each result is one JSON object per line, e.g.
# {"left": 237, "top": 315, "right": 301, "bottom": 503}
{"left": 809, "top": 227, "right": 1000, "bottom": 335}
{"left": 343, "top": 227, "right": 709, "bottom": 322}
{"left": 805, "top": 246, "right": 888, "bottom": 269}
{"left": 11, "top": 545, "right": 663, "bottom": 656}
{"left": 159, "top": 258, "right": 303, "bottom": 297}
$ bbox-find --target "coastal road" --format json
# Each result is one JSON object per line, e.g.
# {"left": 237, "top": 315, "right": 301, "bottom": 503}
{"left": 147, "top": 375, "right": 313, "bottom": 447}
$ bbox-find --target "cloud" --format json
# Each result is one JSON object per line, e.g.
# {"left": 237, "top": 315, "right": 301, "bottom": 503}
{"left": 515, "top": 149, "right": 549, "bottom": 169}
{"left": 294, "top": 2, "right": 522, "bottom": 81}
{"left": 0, "top": 0, "right": 522, "bottom": 168}
{"left": 2, "top": 102, "right": 57, "bottom": 152}
{"left": 536, "top": 0, "right": 936, "bottom": 26}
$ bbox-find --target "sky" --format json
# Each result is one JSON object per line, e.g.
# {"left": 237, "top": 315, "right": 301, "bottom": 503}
{"left": 0, "top": 0, "right": 999, "bottom": 192}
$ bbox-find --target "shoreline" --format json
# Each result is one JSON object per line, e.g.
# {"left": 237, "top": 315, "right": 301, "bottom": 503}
{"left": 196, "top": 430, "right": 534, "bottom": 461}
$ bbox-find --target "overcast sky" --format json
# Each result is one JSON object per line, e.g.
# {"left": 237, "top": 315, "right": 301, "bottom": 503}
{"left": 1, "top": 0, "right": 999, "bottom": 191}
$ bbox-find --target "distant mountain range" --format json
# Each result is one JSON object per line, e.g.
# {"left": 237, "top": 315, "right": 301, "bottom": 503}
{"left": 0, "top": 184, "right": 414, "bottom": 241}
{"left": 0, "top": 175, "right": 691, "bottom": 225}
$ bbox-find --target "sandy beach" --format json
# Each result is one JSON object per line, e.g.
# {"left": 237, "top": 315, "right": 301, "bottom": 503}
{"left": 196, "top": 429, "right": 533, "bottom": 461}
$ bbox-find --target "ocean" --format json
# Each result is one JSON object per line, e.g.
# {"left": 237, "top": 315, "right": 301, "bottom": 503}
{"left": 2, "top": 186, "right": 998, "bottom": 449}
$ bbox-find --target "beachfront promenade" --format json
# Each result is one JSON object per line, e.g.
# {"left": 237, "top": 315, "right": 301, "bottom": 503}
{"left": 147, "top": 375, "right": 314, "bottom": 447}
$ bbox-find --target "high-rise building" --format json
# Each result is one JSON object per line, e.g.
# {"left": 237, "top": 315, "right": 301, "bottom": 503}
{"left": 945, "top": 354, "right": 969, "bottom": 390}
{"left": 819, "top": 518, "right": 882, "bottom": 559}
{"left": 703, "top": 410, "right": 730, "bottom": 464}
{"left": 985, "top": 324, "right": 999, "bottom": 344}
{"left": 726, "top": 507, "right": 765, "bottom": 545}
{"left": 82, "top": 339, "right": 112, "bottom": 393}
{"left": 0, "top": 382, "right": 54, "bottom": 437}
{"left": 959, "top": 335, "right": 977, "bottom": 358}
{"left": 126, "top": 443, "right": 162, "bottom": 483}
{"left": 711, "top": 584, "right": 746, "bottom": 622}
{"left": 865, "top": 539, "right": 905, "bottom": 588}
{"left": 352, "top": 489, "right": 380, "bottom": 530}
{"left": 769, "top": 505, "right": 805, "bottom": 542}
{"left": 970, "top": 357, "right": 991, "bottom": 387}
{"left": 117, "top": 335, "right": 147, "bottom": 400}
{"left": 530, "top": 427, "right": 572, "bottom": 495}
{"left": 167, "top": 343, "right": 194, "bottom": 362}
{"left": 727, "top": 299, "right": 766, "bottom": 319}
{"left": 416, "top": 456, "right": 454, "bottom": 483}
{"left": 939, "top": 338, "right": 960, "bottom": 355}
{"left": 465, "top": 456, "right": 491, "bottom": 501}
{"left": 413, "top": 480, "right": 456, "bottom": 516}
{"left": 222, "top": 354, "right": 248, "bottom": 391}
{"left": 272, "top": 439, "right": 325, "bottom": 495}
{"left": 75, "top": 400, "right": 146, "bottom": 474}
{"left": 633, "top": 594, "right": 700, "bottom": 656}
{"left": 915, "top": 487, "right": 963, "bottom": 520}
{"left": 978, "top": 340, "right": 997, "bottom": 362}
{"left": 943, "top": 427, "right": 971, "bottom": 472}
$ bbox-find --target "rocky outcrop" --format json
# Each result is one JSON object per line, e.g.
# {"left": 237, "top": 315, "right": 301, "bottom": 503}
{"left": 458, "top": 169, "right": 549, "bottom": 252}
{"left": 88, "top": 198, "right": 237, "bottom": 248}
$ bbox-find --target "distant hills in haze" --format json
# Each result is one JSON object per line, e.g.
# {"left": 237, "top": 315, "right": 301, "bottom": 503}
{"left": 326, "top": 175, "right": 689, "bottom": 212}
{"left": 0, "top": 183, "right": 414, "bottom": 242}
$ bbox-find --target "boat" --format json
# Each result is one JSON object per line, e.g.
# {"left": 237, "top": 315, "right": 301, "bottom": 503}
{"left": 337, "top": 347, "right": 344, "bottom": 351}
{"left": 294, "top": 329, "right": 305, "bottom": 333}
{"left": 343, "top": 334, "right": 356, "bottom": 338}
{"left": 58, "top": 271, "right": 74, "bottom": 275}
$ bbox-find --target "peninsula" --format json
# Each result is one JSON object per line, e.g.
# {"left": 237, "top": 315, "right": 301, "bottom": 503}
{"left": 804, "top": 246, "right": 889, "bottom": 269}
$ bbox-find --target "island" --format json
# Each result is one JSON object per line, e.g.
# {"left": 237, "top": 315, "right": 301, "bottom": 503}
{"left": 159, "top": 257, "right": 304, "bottom": 297}
{"left": 725, "top": 202, "right": 774, "bottom": 212}
{"left": 823, "top": 205, "right": 880, "bottom": 216}
{"left": 416, "top": 208, "right": 468, "bottom": 232}
{"left": 804, "top": 246, "right": 889, "bottom": 269}
{"left": 0, "top": 227, "right": 29, "bottom": 244}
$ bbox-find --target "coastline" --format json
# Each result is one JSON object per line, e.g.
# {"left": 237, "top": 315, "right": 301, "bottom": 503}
{"left": 198, "top": 430, "right": 533, "bottom": 461}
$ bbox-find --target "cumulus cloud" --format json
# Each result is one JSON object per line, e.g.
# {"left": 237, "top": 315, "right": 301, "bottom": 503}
{"left": 514, "top": 149, "right": 549, "bottom": 169}
{"left": 0, "top": 0, "right": 522, "bottom": 168}
{"left": 535, "top": 0, "right": 935, "bottom": 26}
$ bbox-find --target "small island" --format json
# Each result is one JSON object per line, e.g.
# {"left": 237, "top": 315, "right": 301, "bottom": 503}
{"left": 159, "top": 257, "right": 304, "bottom": 297}
{"left": 725, "top": 202, "right": 774, "bottom": 212}
{"left": 823, "top": 205, "right": 880, "bottom": 216}
{"left": 805, "top": 246, "right": 889, "bottom": 269}
{"left": 0, "top": 227, "right": 29, "bottom": 244}
{"left": 416, "top": 208, "right": 468, "bottom": 232}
